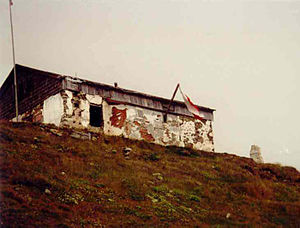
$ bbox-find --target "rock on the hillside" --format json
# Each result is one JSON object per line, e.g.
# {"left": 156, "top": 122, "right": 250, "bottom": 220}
{"left": 123, "top": 147, "right": 132, "bottom": 153}
{"left": 152, "top": 173, "right": 163, "bottom": 180}
{"left": 250, "top": 145, "right": 264, "bottom": 163}
{"left": 123, "top": 147, "right": 132, "bottom": 159}
{"left": 70, "top": 132, "right": 81, "bottom": 139}
{"left": 33, "top": 137, "right": 41, "bottom": 143}
{"left": 31, "top": 144, "right": 38, "bottom": 149}
{"left": 226, "top": 213, "right": 231, "bottom": 219}
{"left": 70, "top": 131, "right": 90, "bottom": 140}
{"left": 49, "top": 129, "right": 63, "bottom": 137}
{"left": 146, "top": 194, "right": 159, "bottom": 203}
{"left": 92, "top": 136, "right": 98, "bottom": 141}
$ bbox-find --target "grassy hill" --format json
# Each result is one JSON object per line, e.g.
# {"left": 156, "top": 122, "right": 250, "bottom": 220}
{"left": 0, "top": 121, "right": 299, "bottom": 227}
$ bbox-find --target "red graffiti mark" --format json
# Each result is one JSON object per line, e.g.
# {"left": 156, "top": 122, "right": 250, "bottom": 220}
{"left": 110, "top": 107, "right": 127, "bottom": 128}
{"left": 124, "top": 123, "right": 131, "bottom": 136}
{"left": 139, "top": 127, "right": 155, "bottom": 142}
{"left": 133, "top": 121, "right": 141, "bottom": 126}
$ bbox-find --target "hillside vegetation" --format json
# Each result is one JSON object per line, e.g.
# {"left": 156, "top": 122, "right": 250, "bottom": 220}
{"left": 0, "top": 121, "right": 299, "bottom": 227}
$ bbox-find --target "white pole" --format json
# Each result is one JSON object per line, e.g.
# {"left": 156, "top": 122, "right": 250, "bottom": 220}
{"left": 9, "top": 0, "right": 18, "bottom": 121}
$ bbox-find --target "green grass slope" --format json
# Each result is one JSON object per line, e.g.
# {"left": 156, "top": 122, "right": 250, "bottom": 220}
{"left": 0, "top": 121, "right": 299, "bottom": 227}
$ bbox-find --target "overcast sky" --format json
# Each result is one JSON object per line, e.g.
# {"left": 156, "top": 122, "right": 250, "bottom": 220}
{"left": 1, "top": 0, "right": 299, "bottom": 170}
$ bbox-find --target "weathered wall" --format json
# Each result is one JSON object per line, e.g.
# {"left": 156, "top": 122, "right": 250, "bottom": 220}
{"left": 14, "top": 89, "right": 214, "bottom": 151}
{"left": 56, "top": 90, "right": 214, "bottom": 151}
{"left": 15, "top": 92, "right": 64, "bottom": 126}
{"left": 15, "top": 104, "right": 43, "bottom": 123}
{"left": 60, "top": 90, "right": 103, "bottom": 131}
{"left": 103, "top": 102, "right": 214, "bottom": 151}
{"left": 43, "top": 93, "right": 64, "bottom": 126}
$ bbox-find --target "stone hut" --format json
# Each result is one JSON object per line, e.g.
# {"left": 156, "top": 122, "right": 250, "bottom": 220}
{"left": 0, "top": 65, "right": 215, "bottom": 151}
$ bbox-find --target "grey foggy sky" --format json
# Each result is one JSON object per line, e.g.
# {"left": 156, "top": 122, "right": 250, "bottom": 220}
{"left": 1, "top": 0, "right": 300, "bottom": 170}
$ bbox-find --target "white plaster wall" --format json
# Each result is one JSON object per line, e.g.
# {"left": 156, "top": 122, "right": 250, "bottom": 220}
{"left": 78, "top": 94, "right": 103, "bottom": 127}
{"left": 80, "top": 99, "right": 90, "bottom": 127}
{"left": 180, "top": 120, "right": 196, "bottom": 146}
{"left": 86, "top": 94, "right": 102, "bottom": 105}
{"left": 61, "top": 92, "right": 214, "bottom": 151}
{"left": 103, "top": 103, "right": 214, "bottom": 152}
{"left": 102, "top": 100, "right": 111, "bottom": 133}
{"left": 61, "top": 91, "right": 104, "bottom": 128}
{"left": 43, "top": 93, "right": 64, "bottom": 126}
{"left": 103, "top": 101, "right": 126, "bottom": 136}
{"left": 65, "top": 90, "right": 73, "bottom": 116}
{"left": 202, "top": 121, "right": 214, "bottom": 151}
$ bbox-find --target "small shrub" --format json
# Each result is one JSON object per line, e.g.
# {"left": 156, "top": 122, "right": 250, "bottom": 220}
{"left": 153, "top": 185, "right": 169, "bottom": 193}
{"left": 172, "top": 188, "right": 186, "bottom": 196}
{"left": 272, "top": 216, "right": 288, "bottom": 225}
{"left": 201, "top": 170, "right": 216, "bottom": 180}
{"left": 135, "top": 211, "right": 152, "bottom": 221}
{"left": 240, "top": 180, "right": 273, "bottom": 199}
{"left": 166, "top": 146, "right": 187, "bottom": 156}
{"left": 11, "top": 175, "right": 51, "bottom": 191}
{"left": 191, "top": 186, "right": 204, "bottom": 196}
{"left": 95, "top": 183, "right": 105, "bottom": 188}
{"left": 121, "top": 178, "right": 145, "bottom": 201}
{"left": 123, "top": 207, "right": 137, "bottom": 215}
{"left": 2, "top": 189, "right": 24, "bottom": 204}
{"left": 274, "top": 183, "right": 299, "bottom": 202}
{"left": 189, "top": 194, "right": 201, "bottom": 202}
{"left": 148, "top": 152, "right": 160, "bottom": 161}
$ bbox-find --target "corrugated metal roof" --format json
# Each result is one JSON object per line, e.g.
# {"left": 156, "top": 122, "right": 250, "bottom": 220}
{"left": 63, "top": 75, "right": 215, "bottom": 112}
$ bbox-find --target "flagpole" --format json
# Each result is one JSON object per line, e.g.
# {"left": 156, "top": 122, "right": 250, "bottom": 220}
{"left": 9, "top": 0, "right": 19, "bottom": 121}
{"left": 165, "top": 83, "right": 180, "bottom": 117}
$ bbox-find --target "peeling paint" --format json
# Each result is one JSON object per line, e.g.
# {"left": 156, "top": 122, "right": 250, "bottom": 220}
{"left": 64, "top": 90, "right": 73, "bottom": 116}
{"left": 60, "top": 91, "right": 104, "bottom": 130}
{"left": 27, "top": 89, "right": 214, "bottom": 152}
{"left": 139, "top": 126, "right": 155, "bottom": 142}
{"left": 86, "top": 94, "right": 102, "bottom": 105}
{"left": 104, "top": 103, "right": 214, "bottom": 151}
{"left": 80, "top": 99, "right": 90, "bottom": 128}
{"left": 1, "top": 65, "right": 215, "bottom": 152}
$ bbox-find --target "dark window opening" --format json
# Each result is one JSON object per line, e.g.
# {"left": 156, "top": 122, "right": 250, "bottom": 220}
{"left": 90, "top": 104, "right": 103, "bottom": 127}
